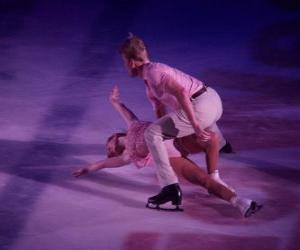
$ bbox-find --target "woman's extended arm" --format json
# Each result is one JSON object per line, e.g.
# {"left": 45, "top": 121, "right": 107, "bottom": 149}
{"left": 72, "top": 154, "right": 131, "bottom": 177}
{"left": 110, "top": 85, "right": 138, "bottom": 127}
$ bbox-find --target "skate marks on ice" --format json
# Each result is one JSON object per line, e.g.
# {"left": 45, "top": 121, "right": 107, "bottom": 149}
{"left": 0, "top": 103, "right": 88, "bottom": 248}
{"left": 0, "top": 1, "right": 143, "bottom": 248}
{"left": 0, "top": 141, "right": 156, "bottom": 247}
{"left": 123, "top": 232, "right": 279, "bottom": 250}
{"left": 0, "top": 139, "right": 105, "bottom": 168}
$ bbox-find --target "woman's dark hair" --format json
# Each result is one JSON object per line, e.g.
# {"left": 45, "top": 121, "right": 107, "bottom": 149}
{"left": 106, "top": 132, "right": 127, "bottom": 158}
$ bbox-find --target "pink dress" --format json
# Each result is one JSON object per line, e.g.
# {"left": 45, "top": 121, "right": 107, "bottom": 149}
{"left": 125, "top": 120, "right": 181, "bottom": 168}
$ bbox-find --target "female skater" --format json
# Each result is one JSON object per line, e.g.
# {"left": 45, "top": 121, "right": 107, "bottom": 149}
{"left": 72, "top": 86, "right": 262, "bottom": 217}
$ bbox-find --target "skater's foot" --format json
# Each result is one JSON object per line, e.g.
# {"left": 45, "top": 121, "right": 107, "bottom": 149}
{"left": 147, "top": 183, "right": 183, "bottom": 211}
{"left": 243, "top": 201, "right": 263, "bottom": 218}
{"left": 220, "top": 141, "right": 234, "bottom": 154}
{"left": 231, "top": 196, "right": 263, "bottom": 218}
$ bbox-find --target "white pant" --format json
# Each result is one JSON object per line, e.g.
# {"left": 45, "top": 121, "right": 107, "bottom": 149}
{"left": 144, "top": 87, "right": 225, "bottom": 187}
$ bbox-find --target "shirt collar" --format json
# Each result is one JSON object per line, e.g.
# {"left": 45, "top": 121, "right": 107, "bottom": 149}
{"left": 141, "top": 61, "right": 151, "bottom": 79}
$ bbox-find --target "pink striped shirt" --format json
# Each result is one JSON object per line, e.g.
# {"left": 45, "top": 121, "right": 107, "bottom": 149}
{"left": 142, "top": 62, "right": 204, "bottom": 110}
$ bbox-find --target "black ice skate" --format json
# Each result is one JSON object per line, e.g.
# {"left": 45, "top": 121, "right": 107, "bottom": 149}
{"left": 220, "top": 141, "right": 234, "bottom": 154}
{"left": 244, "top": 201, "right": 263, "bottom": 218}
{"left": 146, "top": 183, "right": 183, "bottom": 211}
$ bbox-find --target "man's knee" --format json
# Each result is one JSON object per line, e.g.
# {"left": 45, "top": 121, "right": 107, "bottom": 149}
{"left": 205, "top": 131, "right": 217, "bottom": 146}
{"left": 200, "top": 131, "right": 219, "bottom": 152}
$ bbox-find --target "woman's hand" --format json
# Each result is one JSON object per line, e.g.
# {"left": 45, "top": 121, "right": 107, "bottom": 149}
{"left": 109, "top": 85, "right": 120, "bottom": 103}
{"left": 72, "top": 167, "right": 89, "bottom": 177}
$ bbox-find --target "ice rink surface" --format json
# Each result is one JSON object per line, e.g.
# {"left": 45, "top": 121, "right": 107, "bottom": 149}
{"left": 0, "top": 0, "right": 300, "bottom": 249}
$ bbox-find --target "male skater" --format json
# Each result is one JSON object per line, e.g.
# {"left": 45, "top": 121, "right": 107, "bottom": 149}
{"left": 119, "top": 34, "right": 232, "bottom": 210}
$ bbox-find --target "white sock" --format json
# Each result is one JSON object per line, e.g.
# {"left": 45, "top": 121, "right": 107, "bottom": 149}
{"left": 230, "top": 196, "right": 252, "bottom": 216}
{"left": 210, "top": 170, "right": 221, "bottom": 180}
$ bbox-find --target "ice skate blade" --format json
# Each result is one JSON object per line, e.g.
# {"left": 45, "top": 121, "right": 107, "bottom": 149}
{"left": 146, "top": 203, "right": 184, "bottom": 212}
{"left": 244, "top": 202, "right": 263, "bottom": 218}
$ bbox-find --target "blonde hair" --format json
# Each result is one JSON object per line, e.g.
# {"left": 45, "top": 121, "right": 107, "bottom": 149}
{"left": 106, "top": 133, "right": 126, "bottom": 158}
{"left": 119, "top": 34, "right": 149, "bottom": 61}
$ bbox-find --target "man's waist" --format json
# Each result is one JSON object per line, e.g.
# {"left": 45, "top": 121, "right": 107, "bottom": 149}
{"left": 190, "top": 85, "right": 208, "bottom": 100}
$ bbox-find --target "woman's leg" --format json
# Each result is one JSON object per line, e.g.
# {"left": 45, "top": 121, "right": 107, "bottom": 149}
{"left": 169, "top": 157, "right": 262, "bottom": 217}
{"left": 174, "top": 134, "right": 234, "bottom": 194}
{"left": 169, "top": 157, "right": 235, "bottom": 202}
